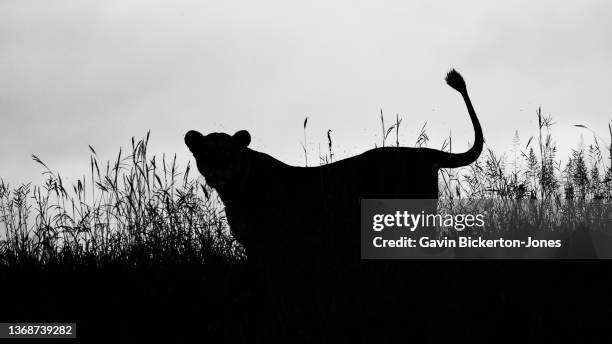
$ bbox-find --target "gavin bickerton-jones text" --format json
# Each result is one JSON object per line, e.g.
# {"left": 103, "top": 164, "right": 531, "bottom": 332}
{"left": 371, "top": 211, "right": 562, "bottom": 249}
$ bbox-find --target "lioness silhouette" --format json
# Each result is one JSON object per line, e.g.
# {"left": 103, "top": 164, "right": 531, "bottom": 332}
{"left": 185, "top": 69, "right": 483, "bottom": 264}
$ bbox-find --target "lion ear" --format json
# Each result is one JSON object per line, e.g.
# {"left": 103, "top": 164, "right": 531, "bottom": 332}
{"left": 233, "top": 130, "right": 251, "bottom": 147}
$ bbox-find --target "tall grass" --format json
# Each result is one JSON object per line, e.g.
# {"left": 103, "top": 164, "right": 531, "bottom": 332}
{"left": 2, "top": 106, "right": 611, "bottom": 266}
{"left": 0, "top": 133, "right": 242, "bottom": 267}
{"left": 446, "top": 107, "right": 612, "bottom": 201}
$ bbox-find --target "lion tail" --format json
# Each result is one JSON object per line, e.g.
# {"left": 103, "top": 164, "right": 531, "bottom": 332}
{"left": 438, "top": 69, "right": 484, "bottom": 168}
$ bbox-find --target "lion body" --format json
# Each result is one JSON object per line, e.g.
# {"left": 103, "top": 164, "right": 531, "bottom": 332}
{"left": 220, "top": 147, "right": 441, "bottom": 263}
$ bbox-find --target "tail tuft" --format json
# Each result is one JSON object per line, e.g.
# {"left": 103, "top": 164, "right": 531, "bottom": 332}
{"left": 445, "top": 69, "right": 467, "bottom": 93}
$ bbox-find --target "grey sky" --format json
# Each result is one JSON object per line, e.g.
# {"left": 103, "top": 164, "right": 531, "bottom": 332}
{"left": 1, "top": 0, "right": 611, "bottom": 186}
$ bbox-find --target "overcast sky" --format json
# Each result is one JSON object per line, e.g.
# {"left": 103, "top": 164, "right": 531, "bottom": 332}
{"left": 1, "top": 0, "right": 611, "bottom": 186}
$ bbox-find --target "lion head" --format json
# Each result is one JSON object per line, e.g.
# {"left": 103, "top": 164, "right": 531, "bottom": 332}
{"left": 184, "top": 130, "right": 252, "bottom": 191}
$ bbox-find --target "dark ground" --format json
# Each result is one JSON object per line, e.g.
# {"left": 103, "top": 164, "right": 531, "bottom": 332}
{"left": 1, "top": 260, "right": 611, "bottom": 343}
